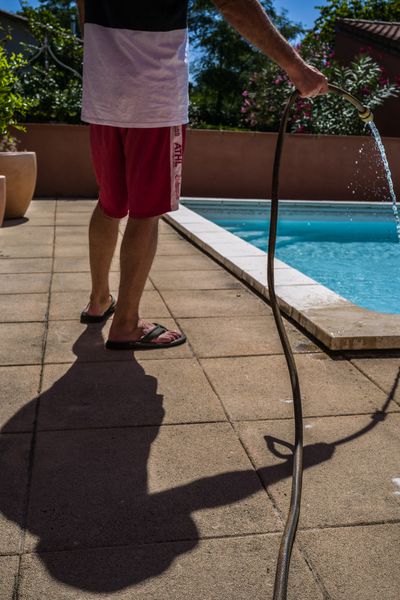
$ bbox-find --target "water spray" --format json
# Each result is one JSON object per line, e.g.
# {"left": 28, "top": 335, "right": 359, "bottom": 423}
{"left": 268, "top": 83, "right": 380, "bottom": 600}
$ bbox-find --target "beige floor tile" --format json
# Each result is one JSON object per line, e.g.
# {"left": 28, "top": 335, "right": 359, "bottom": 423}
{"left": 44, "top": 319, "right": 193, "bottom": 364}
{"left": 49, "top": 290, "right": 170, "bottom": 321}
{"left": 158, "top": 220, "right": 175, "bottom": 234}
{"left": 51, "top": 272, "right": 153, "bottom": 292}
{"left": 56, "top": 226, "right": 90, "bottom": 235}
{"left": 0, "top": 245, "right": 53, "bottom": 259}
{"left": 155, "top": 240, "right": 201, "bottom": 256}
{"left": 0, "top": 226, "right": 54, "bottom": 247}
{"left": 26, "top": 200, "right": 56, "bottom": 212}
{"left": 53, "top": 245, "right": 90, "bottom": 258}
{"left": 25, "top": 423, "right": 279, "bottom": 552}
{"left": 54, "top": 236, "right": 90, "bottom": 248}
{"left": 0, "top": 433, "right": 32, "bottom": 553}
{"left": 179, "top": 316, "right": 321, "bottom": 358}
{"left": 157, "top": 231, "right": 184, "bottom": 240}
{"left": 56, "top": 214, "right": 92, "bottom": 226}
{"left": 0, "top": 294, "right": 48, "bottom": 323}
{"left": 150, "top": 269, "right": 242, "bottom": 291}
{"left": 0, "top": 323, "right": 45, "bottom": 365}
{"left": 0, "top": 556, "right": 19, "bottom": 599}
{"left": 163, "top": 289, "right": 272, "bottom": 318}
{"left": 54, "top": 240, "right": 121, "bottom": 258}
{"left": 56, "top": 200, "right": 96, "bottom": 209}
{"left": 19, "top": 535, "right": 322, "bottom": 600}
{"left": 53, "top": 257, "right": 119, "bottom": 273}
{"left": 24, "top": 216, "right": 55, "bottom": 227}
{"left": 300, "top": 524, "right": 400, "bottom": 600}
{"left": 0, "top": 366, "right": 41, "bottom": 432}
{"left": 151, "top": 254, "right": 221, "bottom": 272}
{"left": 351, "top": 358, "right": 400, "bottom": 402}
{"left": 0, "top": 259, "right": 52, "bottom": 274}
{"left": 38, "top": 358, "right": 225, "bottom": 430}
{"left": 236, "top": 414, "right": 400, "bottom": 528}
{"left": 0, "top": 274, "right": 51, "bottom": 294}
{"left": 201, "top": 354, "right": 392, "bottom": 420}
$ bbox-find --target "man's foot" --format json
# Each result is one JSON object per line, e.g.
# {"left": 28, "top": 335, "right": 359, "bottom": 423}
{"left": 106, "top": 320, "right": 186, "bottom": 350}
{"left": 80, "top": 294, "right": 116, "bottom": 324}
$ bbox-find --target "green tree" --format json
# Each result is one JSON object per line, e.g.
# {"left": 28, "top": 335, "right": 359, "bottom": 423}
{"left": 0, "top": 33, "right": 33, "bottom": 150}
{"left": 37, "top": 0, "right": 80, "bottom": 36}
{"left": 17, "top": 5, "right": 83, "bottom": 124}
{"left": 310, "top": 0, "right": 400, "bottom": 45}
{"left": 189, "top": 0, "right": 303, "bottom": 128}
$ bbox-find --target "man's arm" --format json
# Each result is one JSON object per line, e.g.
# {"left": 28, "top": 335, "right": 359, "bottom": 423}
{"left": 212, "top": 0, "right": 328, "bottom": 98}
{"left": 77, "top": 0, "right": 85, "bottom": 39}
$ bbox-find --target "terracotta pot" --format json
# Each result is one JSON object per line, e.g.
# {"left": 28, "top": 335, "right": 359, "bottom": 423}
{"left": 0, "top": 152, "right": 37, "bottom": 219}
{"left": 0, "top": 176, "right": 5, "bottom": 226}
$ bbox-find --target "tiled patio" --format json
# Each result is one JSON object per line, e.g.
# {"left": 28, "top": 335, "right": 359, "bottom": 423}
{"left": 0, "top": 199, "right": 399, "bottom": 600}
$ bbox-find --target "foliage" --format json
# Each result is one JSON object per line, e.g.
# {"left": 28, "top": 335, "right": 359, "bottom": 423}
{"left": 309, "top": 0, "right": 400, "bottom": 45}
{"left": 0, "top": 34, "right": 33, "bottom": 150}
{"left": 189, "top": 0, "right": 303, "bottom": 128}
{"left": 16, "top": 5, "right": 83, "bottom": 124}
{"left": 241, "top": 43, "right": 399, "bottom": 135}
{"left": 37, "top": 0, "right": 81, "bottom": 36}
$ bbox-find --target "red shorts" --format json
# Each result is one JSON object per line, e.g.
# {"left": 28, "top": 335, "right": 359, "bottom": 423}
{"left": 90, "top": 124, "right": 186, "bottom": 219}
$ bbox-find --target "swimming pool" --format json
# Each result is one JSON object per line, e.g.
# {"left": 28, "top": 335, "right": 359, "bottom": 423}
{"left": 182, "top": 200, "right": 400, "bottom": 315}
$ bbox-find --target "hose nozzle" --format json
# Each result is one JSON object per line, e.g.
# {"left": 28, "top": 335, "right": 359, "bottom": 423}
{"left": 358, "top": 107, "right": 374, "bottom": 123}
{"left": 327, "top": 83, "right": 374, "bottom": 124}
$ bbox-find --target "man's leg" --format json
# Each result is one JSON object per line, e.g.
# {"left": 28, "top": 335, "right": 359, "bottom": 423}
{"left": 108, "top": 216, "right": 180, "bottom": 344}
{"left": 85, "top": 203, "right": 119, "bottom": 316}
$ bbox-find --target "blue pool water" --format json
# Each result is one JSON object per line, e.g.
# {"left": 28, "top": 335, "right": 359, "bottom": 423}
{"left": 185, "top": 201, "right": 400, "bottom": 314}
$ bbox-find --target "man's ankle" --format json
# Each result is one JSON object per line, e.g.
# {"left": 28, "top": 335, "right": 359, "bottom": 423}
{"left": 90, "top": 291, "right": 111, "bottom": 305}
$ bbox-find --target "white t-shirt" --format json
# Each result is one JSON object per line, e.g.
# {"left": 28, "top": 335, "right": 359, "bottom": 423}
{"left": 81, "top": 1, "right": 189, "bottom": 128}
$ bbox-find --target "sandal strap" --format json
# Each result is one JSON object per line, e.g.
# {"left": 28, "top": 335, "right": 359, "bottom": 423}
{"left": 140, "top": 324, "right": 167, "bottom": 344}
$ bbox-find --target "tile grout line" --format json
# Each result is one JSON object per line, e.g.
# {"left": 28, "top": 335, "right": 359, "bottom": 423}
{"left": 6, "top": 209, "right": 396, "bottom": 597}
{"left": 350, "top": 360, "right": 400, "bottom": 409}
{"left": 11, "top": 199, "right": 58, "bottom": 600}
{"left": 2, "top": 408, "right": 399, "bottom": 437}
{"left": 1, "top": 517, "right": 399, "bottom": 560}
{"left": 153, "top": 224, "right": 334, "bottom": 600}
{"left": 156, "top": 246, "right": 295, "bottom": 577}
{"left": 193, "top": 348, "right": 333, "bottom": 599}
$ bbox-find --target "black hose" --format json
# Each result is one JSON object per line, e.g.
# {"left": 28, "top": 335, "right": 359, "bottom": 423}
{"left": 268, "top": 85, "right": 372, "bottom": 600}
{"left": 269, "top": 89, "right": 303, "bottom": 600}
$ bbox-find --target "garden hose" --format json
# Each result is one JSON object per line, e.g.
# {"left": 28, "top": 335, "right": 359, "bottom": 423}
{"left": 268, "top": 84, "right": 373, "bottom": 600}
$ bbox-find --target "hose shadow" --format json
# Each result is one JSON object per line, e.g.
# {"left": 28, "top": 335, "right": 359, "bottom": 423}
{"left": 0, "top": 326, "right": 397, "bottom": 593}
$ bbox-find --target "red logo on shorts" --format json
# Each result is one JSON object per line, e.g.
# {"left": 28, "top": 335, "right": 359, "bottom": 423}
{"left": 173, "top": 142, "right": 183, "bottom": 168}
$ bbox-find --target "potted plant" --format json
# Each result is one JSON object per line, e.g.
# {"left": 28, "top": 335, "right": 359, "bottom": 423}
{"left": 0, "top": 35, "right": 37, "bottom": 220}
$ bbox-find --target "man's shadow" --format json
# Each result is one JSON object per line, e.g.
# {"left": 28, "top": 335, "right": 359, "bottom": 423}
{"left": 0, "top": 325, "right": 397, "bottom": 593}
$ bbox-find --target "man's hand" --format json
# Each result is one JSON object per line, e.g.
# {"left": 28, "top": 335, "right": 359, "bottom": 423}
{"left": 212, "top": 0, "right": 329, "bottom": 98}
{"left": 286, "top": 62, "right": 329, "bottom": 98}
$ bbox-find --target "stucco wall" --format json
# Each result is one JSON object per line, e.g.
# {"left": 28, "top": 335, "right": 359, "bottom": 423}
{"left": 16, "top": 124, "right": 400, "bottom": 202}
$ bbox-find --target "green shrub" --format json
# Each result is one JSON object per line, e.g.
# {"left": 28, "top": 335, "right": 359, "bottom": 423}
{"left": 0, "top": 35, "right": 32, "bottom": 150}
{"left": 241, "top": 44, "right": 399, "bottom": 135}
{"left": 17, "top": 6, "right": 83, "bottom": 124}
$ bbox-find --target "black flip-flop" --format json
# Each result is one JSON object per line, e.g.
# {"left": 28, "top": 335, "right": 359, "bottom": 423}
{"left": 105, "top": 323, "right": 186, "bottom": 351}
{"left": 80, "top": 295, "right": 116, "bottom": 324}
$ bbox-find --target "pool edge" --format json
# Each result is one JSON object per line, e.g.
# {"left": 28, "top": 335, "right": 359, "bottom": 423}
{"left": 164, "top": 203, "right": 400, "bottom": 351}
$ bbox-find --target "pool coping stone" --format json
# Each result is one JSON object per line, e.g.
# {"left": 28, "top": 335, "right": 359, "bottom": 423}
{"left": 164, "top": 201, "right": 400, "bottom": 351}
